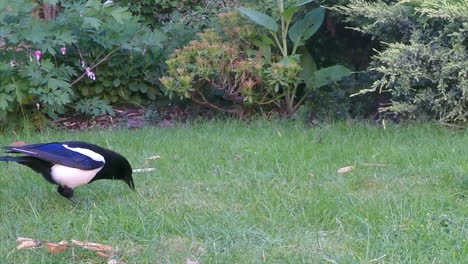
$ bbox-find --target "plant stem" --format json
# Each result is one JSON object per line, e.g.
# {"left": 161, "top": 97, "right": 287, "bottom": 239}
{"left": 272, "top": 34, "right": 286, "bottom": 57}
{"left": 278, "top": 0, "right": 288, "bottom": 57}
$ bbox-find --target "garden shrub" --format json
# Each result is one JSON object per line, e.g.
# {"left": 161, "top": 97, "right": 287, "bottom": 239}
{"left": 0, "top": 0, "right": 165, "bottom": 126}
{"left": 337, "top": 0, "right": 468, "bottom": 123}
{"left": 161, "top": 1, "right": 352, "bottom": 117}
{"left": 160, "top": 12, "right": 267, "bottom": 116}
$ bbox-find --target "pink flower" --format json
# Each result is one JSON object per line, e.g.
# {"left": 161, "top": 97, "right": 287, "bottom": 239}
{"left": 85, "top": 67, "right": 96, "bottom": 80}
{"left": 34, "top": 50, "right": 42, "bottom": 64}
{"left": 60, "top": 47, "right": 66, "bottom": 55}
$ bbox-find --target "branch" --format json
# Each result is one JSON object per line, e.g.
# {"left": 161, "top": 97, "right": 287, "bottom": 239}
{"left": 190, "top": 91, "right": 239, "bottom": 114}
{"left": 70, "top": 47, "right": 121, "bottom": 86}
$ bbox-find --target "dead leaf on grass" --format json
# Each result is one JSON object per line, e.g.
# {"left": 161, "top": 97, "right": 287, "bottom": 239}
{"left": 10, "top": 141, "right": 27, "bottom": 147}
{"left": 97, "top": 251, "right": 111, "bottom": 258}
{"left": 337, "top": 166, "right": 354, "bottom": 174}
{"left": 45, "top": 240, "right": 69, "bottom": 253}
{"left": 71, "top": 240, "right": 113, "bottom": 252}
{"left": 17, "top": 237, "right": 119, "bottom": 259}
{"left": 16, "top": 237, "right": 40, "bottom": 249}
{"left": 186, "top": 259, "right": 201, "bottom": 264}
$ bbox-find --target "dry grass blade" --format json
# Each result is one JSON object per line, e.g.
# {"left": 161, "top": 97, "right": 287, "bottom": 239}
{"left": 145, "top": 155, "right": 160, "bottom": 160}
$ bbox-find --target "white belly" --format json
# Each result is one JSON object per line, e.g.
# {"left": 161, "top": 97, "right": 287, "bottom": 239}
{"left": 51, "top": 164, "right": 103, "bottom": 189}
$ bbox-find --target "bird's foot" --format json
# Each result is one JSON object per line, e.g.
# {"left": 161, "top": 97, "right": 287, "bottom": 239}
{"left": 58, "top": 185, "right": 85, "bottom": 206}
{"left": 69, "top": 196, "right": 82, "bottom": 204}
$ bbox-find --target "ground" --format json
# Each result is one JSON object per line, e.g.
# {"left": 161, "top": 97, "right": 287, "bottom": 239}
{"left": 0, "top": 121, "right": 467, "bottom": 263}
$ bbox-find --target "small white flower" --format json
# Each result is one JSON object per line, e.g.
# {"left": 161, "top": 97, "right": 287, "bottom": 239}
{"left": 85, "top": 67, "right": 96, "bottom": 80}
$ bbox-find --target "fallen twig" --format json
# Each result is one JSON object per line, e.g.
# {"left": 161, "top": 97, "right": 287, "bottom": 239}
{"left": 132, "top": 168, "right": 156, "bottom": 173}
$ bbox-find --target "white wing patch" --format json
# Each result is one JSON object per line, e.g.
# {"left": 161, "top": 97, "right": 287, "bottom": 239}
{"left": 62, "top": 145, "right": 105, "bottom": 162}
{"left": 12, "top": 148, "right": 37, "bottom": 155}
{"left": 51, "top": 165, "right": 103, "bottom": 188}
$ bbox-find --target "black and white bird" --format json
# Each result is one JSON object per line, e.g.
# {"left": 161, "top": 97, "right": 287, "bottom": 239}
{"left": 0, "top": 141, "right": 134, "bottom": 203}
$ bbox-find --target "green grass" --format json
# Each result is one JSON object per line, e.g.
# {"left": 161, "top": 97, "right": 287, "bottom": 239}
{"left": 0, "top": 121, "right": 467, "bottom": 263}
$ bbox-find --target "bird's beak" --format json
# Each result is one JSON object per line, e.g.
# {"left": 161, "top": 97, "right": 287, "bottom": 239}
{"left": 125, "top": 175, "right": 135, "bottom": 189}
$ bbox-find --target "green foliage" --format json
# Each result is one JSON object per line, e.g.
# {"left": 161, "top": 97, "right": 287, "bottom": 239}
{"left": 75, "top": 97, "right": 114, "bottom": 116}
{"left": 160, "top": 12, "right": 268, "bottom": 115}
{"left": 238, "top": 0, "right": 352, "bottom": 115}
{"left": 237, "top": 7, "right": 278, "bottom": 32}
{"left": 339, "top": 0, "right": 468, "bottom": 123}
{"left": 314, "top": 65, "right": 351, "bottom": 89}
{"left": 160, "top": 1, "right": 352, "bottom": 117}
{"left": 0, "top": 0, "right": 165, "bottom": 125}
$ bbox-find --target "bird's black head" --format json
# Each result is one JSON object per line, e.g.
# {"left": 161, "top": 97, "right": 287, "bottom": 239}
{"left": 107, "top": 153, "right": 135, "bottom": 189}
{"left": 119, "top": 157, "right": 135, "bottom": 189}
{"left": 82, "top": 143, "right": 135, "bottom": 189}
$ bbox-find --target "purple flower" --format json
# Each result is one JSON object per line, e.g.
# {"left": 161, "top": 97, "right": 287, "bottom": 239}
{"left": 34, "top": 50, "right": 42, "bottom": 64}
{"left": 85, "top": 67, "right": 96, "bottom": 80}
{"left": 60, "top": 47, "right": 66, "bottom": 55}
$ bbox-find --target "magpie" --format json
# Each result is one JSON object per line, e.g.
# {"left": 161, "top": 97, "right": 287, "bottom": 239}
{"left": 0, "top": 141, "right": 134, "bottom": 203}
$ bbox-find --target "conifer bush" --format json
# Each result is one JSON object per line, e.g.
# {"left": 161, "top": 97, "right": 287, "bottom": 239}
{"left": 337, "top": 0, "right": 468, "bottom": 123}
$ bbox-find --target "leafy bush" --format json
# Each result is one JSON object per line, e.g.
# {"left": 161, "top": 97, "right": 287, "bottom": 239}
{"left": 237, "top": 0, "right": 352, "bottom": 116}
{"left": 0, "top": 0, "right": 165, "bottom": 125}
{"left": 160, "top": 12, "right": 267, "bottom": 116}
{"left": 337, "top": 0, "right": 468, "bottom": 123}
{"left": 161, "top": 1, "right": 352, "bottom": 117}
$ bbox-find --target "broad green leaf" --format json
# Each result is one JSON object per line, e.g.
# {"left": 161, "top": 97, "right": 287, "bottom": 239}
{"left": 297, "top": 48, "right": 317, "bottom": 90}
{"left": 294, "top": 0, "right": 314, "bottom": 7}
{"left": 237, "top": 7, "right": 278, "bottom": 32}
{"left": 288, "top": 7, "right": 325, "bottom": 44}
{"left": 302, "top": 7, "right": 325, "bottom": 40}
{"left": 281, "top": 6, "right": 298, "bottom": 22}
{"left": 314, "top": 65, "right": 352, "bottom": 88}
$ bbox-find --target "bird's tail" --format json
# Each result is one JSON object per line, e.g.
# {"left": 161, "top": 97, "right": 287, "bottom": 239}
{"left": 0, "top": 156, "right": 26, "bottom": 163}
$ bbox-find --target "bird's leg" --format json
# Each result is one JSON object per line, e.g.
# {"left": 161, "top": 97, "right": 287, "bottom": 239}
{"left": 57, "top": 185, "right": 81, "bottom": 204}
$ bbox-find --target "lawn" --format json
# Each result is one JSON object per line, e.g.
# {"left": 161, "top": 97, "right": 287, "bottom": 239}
{"left": 0, "top": 121, "right": 467, "bottom": 263}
